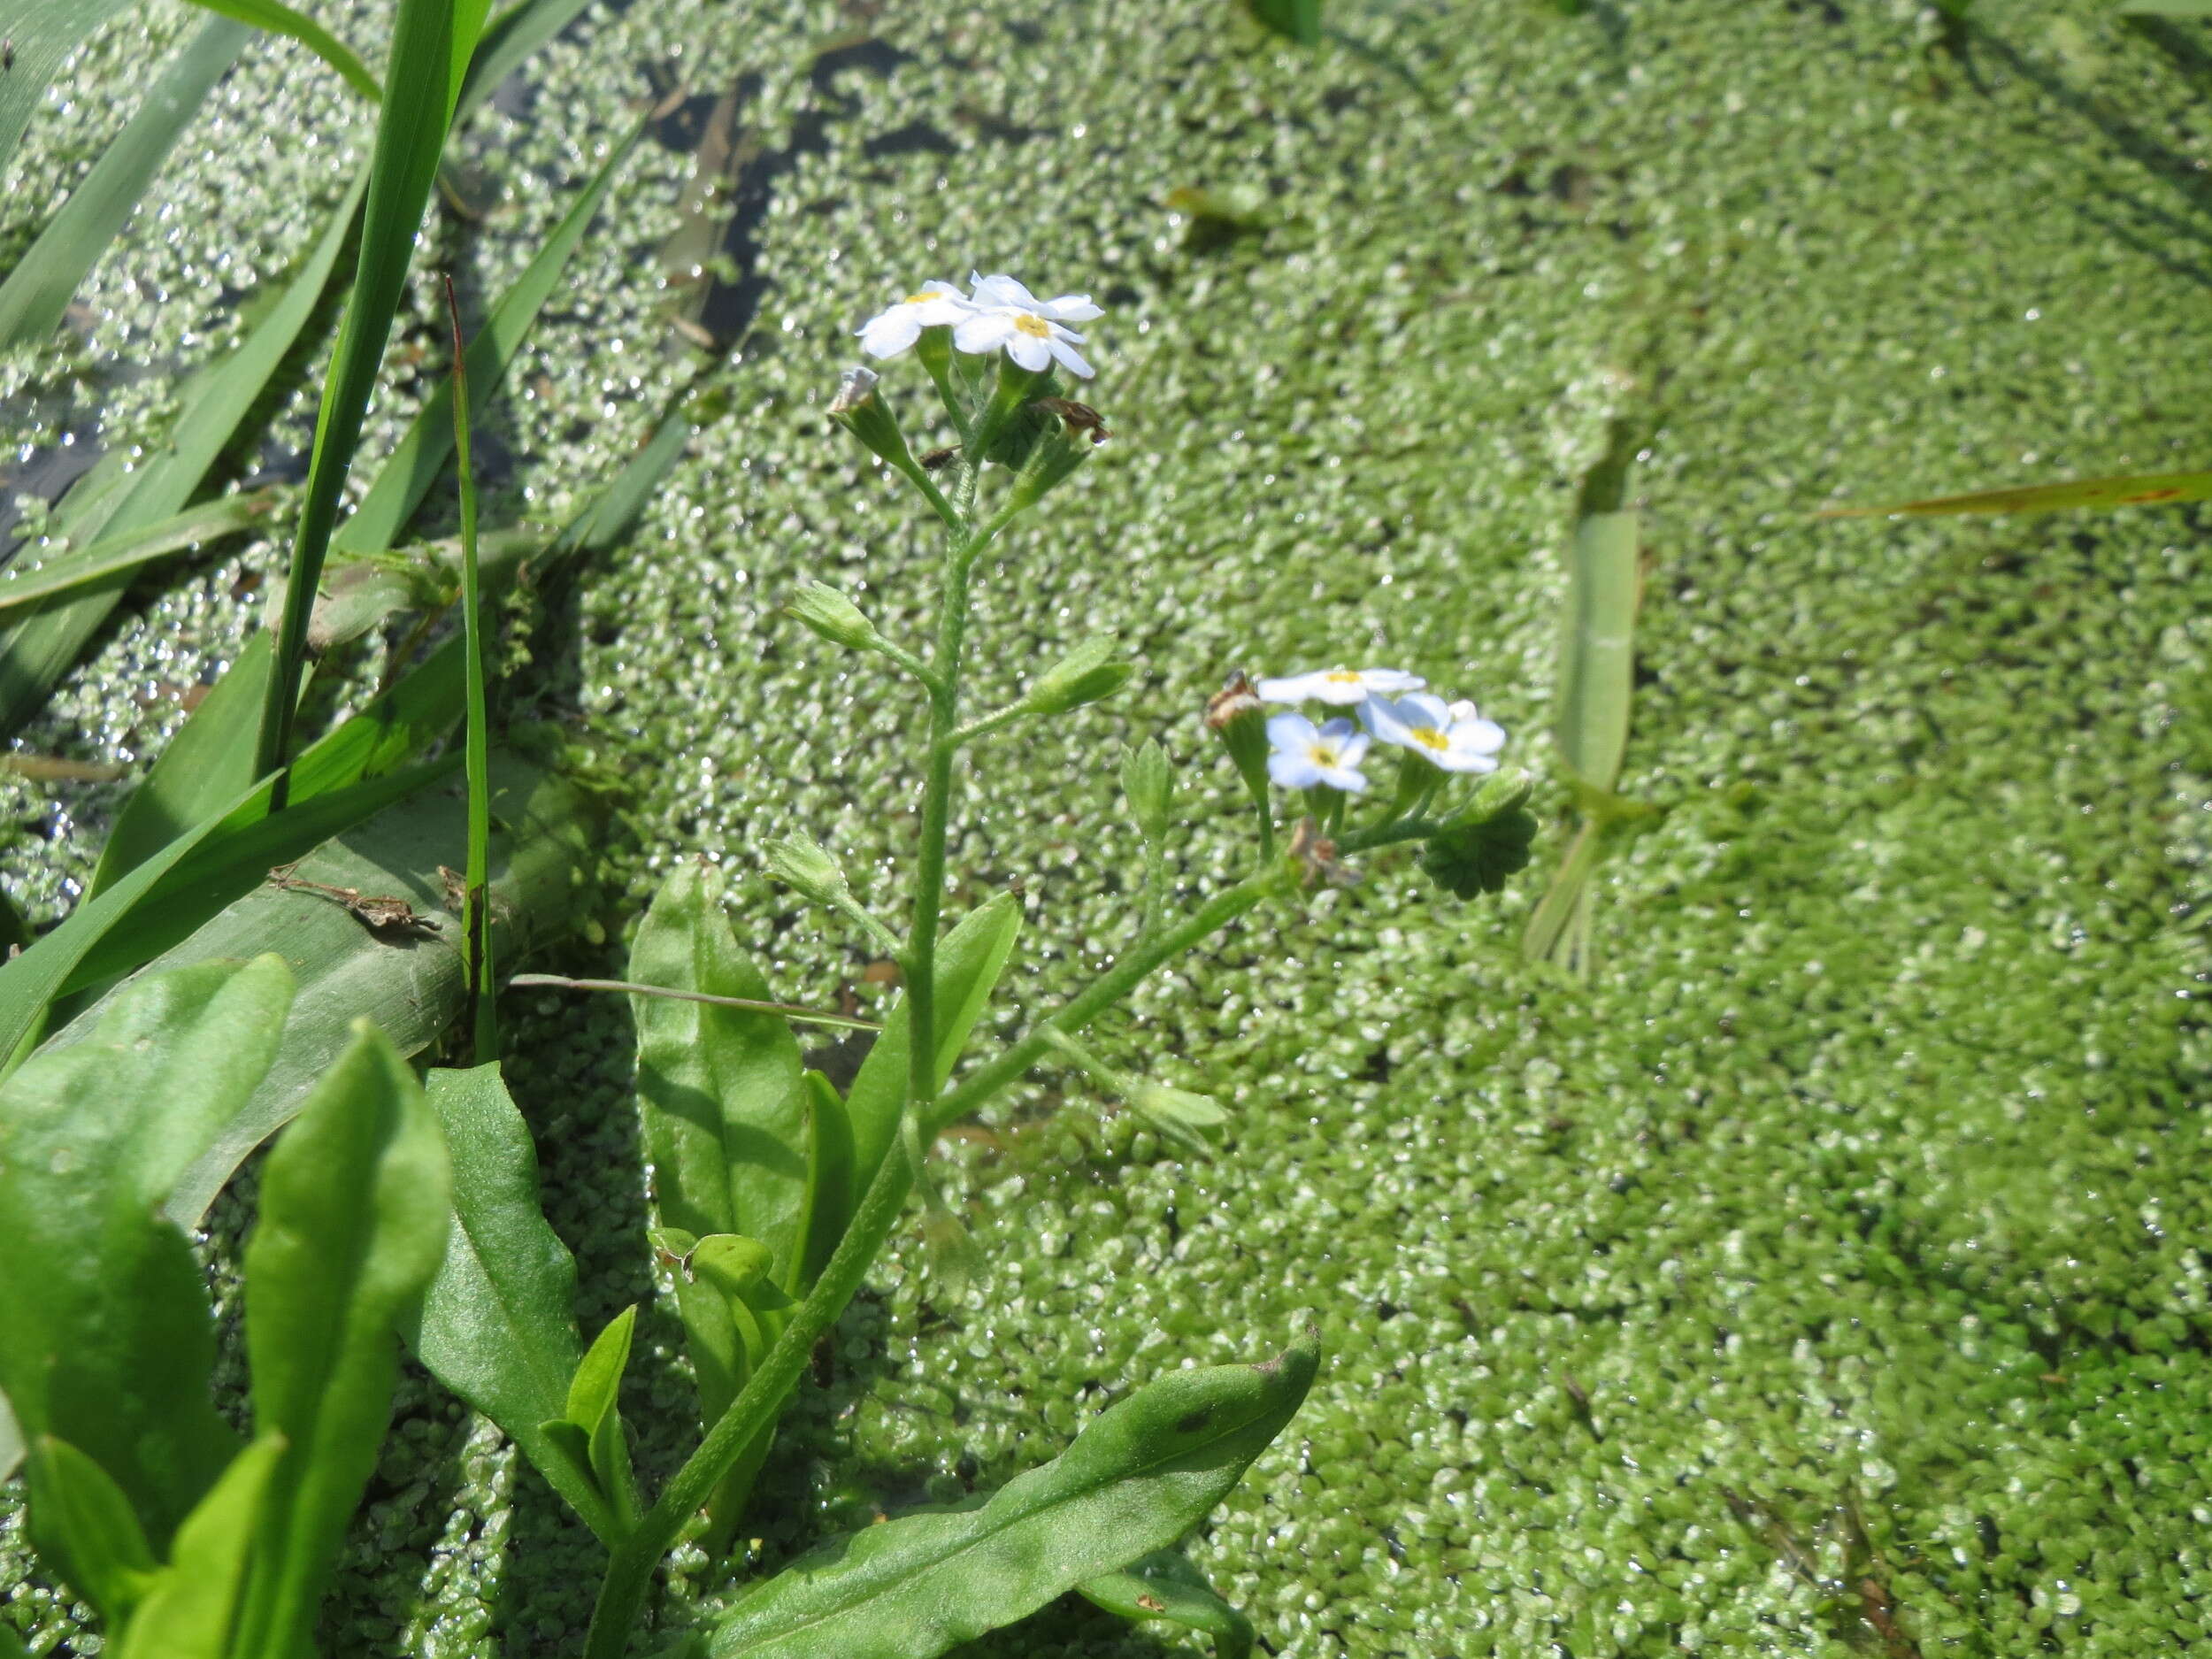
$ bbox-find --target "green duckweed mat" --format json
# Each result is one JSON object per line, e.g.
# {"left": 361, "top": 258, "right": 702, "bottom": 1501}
{"left": 5, "top": 0, "right": 2212, "bottom": 1653}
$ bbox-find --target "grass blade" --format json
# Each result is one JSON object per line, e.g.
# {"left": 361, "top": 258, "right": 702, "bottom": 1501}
{"left": 184, "top": 0, "right": 378, "bottom": 100}
{"left": 0, "top": 0, "right": 137, "bottom": 178}
{"left": 256, "top": 0, "right": 489, "bottom": 791}
{"left": 332, "top": 119, "right": 645, "bottom": 559}
{"left": 1818, "top": 467, "right": 2212, "bottom": 518}
{"left": 0, "top": 18, "right": 250, "bottom": 350}
{"left": 0, "top": 777, "right": 268, "bottom": 1070}
{"left": 458, "top": 0, "right": 598, "bottom": 115}
{"left": 0, "top": 167, "right": 365, "bottom": 745}
{"left": 0, "top": 488, "right": 282, "bottom": 615}
{"left": 443, "top": 277, "right": 495, "bottom": 1061}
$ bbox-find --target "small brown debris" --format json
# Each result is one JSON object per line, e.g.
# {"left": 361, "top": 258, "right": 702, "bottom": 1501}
{"left": 1033, "top": 396, "right": 1110, "bottom": 444}
{"left": 1287, "top": 817, "right": 1358, "bottom": 888}
{"left": 1135, "top": 1594, "right": 1167, "bottom": 1613}
{"left": 919, "top": 445, "right": 962, "bottom": 471}
{"left": 1204, "top": 669, "right": 1262, "bottom": 732}
{"left": 862, "top": 959, "right": 902, "bottom": 986}
{"left": 268, "top": 864, "right": 441, "bottom": 938}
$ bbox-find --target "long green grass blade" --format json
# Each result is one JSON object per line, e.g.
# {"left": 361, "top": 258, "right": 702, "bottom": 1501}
{"left": 0, "top": 18, "right": 249, "bottom": 350}
{"left": 184, "top": 0, "right": 378, "bottom": 100}
{"left": 257, "top": 0, "right": 488, "bottom": 789}
{"left": 0, "top": 0, "right": 137, "bottom": 179}
{"left": 0, "top": 489, "right": 282, "bottom": 615}
{"left": 1820, "top": 467, "right": 2212, "bottom": 518}
{"left": 458, "top": 0, "right": 598, "bottom": 113}
{"left": 0, "top": 778, "right": 268, "bottom": 1071}
{"left": 0, "top": 167, "right": 365, "bottom": 745}
{"left": 1553, "top": 507, "right": 1639, "bottom": 793}
{"left": 444, "top": 279, "right": 496, "bottom": 1061}
{"left": 333, "top": 118, "right": 645, "bottom": 558}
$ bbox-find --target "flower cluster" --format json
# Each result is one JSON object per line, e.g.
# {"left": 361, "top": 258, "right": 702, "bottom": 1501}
{"left": 1259, "top": 666, "right": 1505, "bottom": 794}
{"left": 857, "top": 272, "right": 1102, "bottom": 379}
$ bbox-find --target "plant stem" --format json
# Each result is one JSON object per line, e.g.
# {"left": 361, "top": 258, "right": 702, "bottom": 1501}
{"left": 445, "top": 277, "right": 495, "bottom": 1063}
{"left": 578, "top": 863, "right": 1286, "bottom": 1659}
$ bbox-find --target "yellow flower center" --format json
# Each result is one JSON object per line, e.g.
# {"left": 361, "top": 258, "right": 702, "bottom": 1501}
{"left": 1325, "top": 671, "right": 1363, "bottom": 684}
{"left": 1411, "top": 726, "right": 1448, "bottom": 751}
{"left": 903, "top": 290, "right": 941, "bottom": 304}
{"left": 1308, "top": 743, "right": 1339, "bottom": 765}
{"left": 1013, "top": 312, "right": 1053, "bottom": 337}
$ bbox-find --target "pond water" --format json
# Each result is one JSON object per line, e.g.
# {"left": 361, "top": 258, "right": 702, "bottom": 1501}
{"left": 3, "top": 0, "right": 2208, "bottom": 1653}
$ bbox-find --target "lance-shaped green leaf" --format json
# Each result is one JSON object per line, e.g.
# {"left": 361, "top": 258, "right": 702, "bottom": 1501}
{"left": 186, "top": 0, "right": 378, "bottom": 100}
{"left": 0, "top": 956, "right": 289, "bottom": 1547}
{"left": 233, "top": 1019, "right": 451, "bottom": 1659}
{"left": 0, "top": 776, "right": 268, "bottom": 1068}
{"left": 1819, "top": 467, "right": 2212, "bottom": 518}
{"left": 113, "top": 1432, "right": 288, "bottom": 1659}
{"left": 823, "top": 893, "right": 1023, "bottom": 1271}
{"left": 22, "top": 1437, "right": 161, "bottom": 1628}
{"left": 1079, "top": 1549, "right": 1256, "bottom": 1659}
{"left": 539, "top": 1305, "right": 641, "bottom": 1534}
{"left": 0, "top": 18, "right": 250, "bottom": 349}
{"left": 794, "top": 1071, "right": 852, "bottom": 1287}
{"left": 706, "top": 1333, "right": 1320, "bottom": 1659}
{"left": 0, "top": 488, "right": 284, "bottom": 616}
{"left": 403, "top": 1064, "right": 613, "bottom": 1541}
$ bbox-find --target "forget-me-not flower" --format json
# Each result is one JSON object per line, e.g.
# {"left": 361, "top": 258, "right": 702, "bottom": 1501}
{"left": 1362, "top": 693, "right": 1506, "bottom": 774}
{"left": 1256, "top": 666, "right": 1426, "bottom": 706}
{"left": 857, "top": 279, "right": 972, "bottom": 359}
{"left": 954, "top": 272, "right": 1102, "bottom": 378}
{"left": 1266, "top": 712, "right": 1371, "bottom": 793}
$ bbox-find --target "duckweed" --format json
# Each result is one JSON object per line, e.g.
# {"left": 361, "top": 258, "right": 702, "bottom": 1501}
{"left": 4, "top": 0, "right": 2211, "bottom": 1653}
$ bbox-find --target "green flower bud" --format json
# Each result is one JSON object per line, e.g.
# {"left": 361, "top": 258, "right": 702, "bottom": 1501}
{"left": 765, "top": 833, "right": 850, "bottom": 907}
{"left": 787, "top": 580, "right": 884, "bottom": 653}
{"left": 827, "top": 366, "right": 918, "bottom": 471}
{"left": 1205, "top": 670, "right": 1272, "bottom": 808}
{"left": 1120, "top": 740, "right": 1174, "bottom": 842}
{"left": 1131, "top": 1082, "right": 1232, "bottom": 1151}
{"left": 1020, "top": 635, "right": 1133, "bottom": 717}
{"left": 1004, "top": 398, "right": 1106, "bottom": 511}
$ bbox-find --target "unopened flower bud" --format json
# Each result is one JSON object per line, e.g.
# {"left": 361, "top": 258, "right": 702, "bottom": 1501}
{"left": 1130, "top": 1082, "right": 1231, "bottom": 1151}
{"left": 765, "top": 833, "right": 849, "bottom": 907}
{"left": 1019, "top": 636, "right": 1132, "bottom": 717}
{"left": 1120, "top": 740, "right": 1174, "bottom": 843}
{"left": 827, "top": 365, "right": 918, "bottom": 470}
{"left": 1206, "top": 669, "right": 1272, "bottom": 809}
{"left": 787, "top": 581, "right": 884, "bottom": 653}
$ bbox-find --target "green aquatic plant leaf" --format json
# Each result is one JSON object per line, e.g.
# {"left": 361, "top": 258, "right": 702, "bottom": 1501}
{"left": 257, "top": 0, "right": 490, "bottom": 783}
{"left": 0, "top": 18, "right": 249, "bottom": 349}
{"left": 825, "top": 891, "right": 1023, "bottom": 1271}
{"left": 706, "top": 1333, "right": 1320, "bottom": 1659}
{"left": 0, "top": 957, "right": 290, "bottom": 1549}
{"left": 1819, "top": 467, "right": 2212, "bottom": 518}
{"left": 0, "top": 166, "right": 365, "bottom": 746}
{"left": 548, "top": 1304, "right": 641, "bottom": 1532}
{"left": 403, "top": 1064, "right": 616, "bottom": 1540}
{"left": 1078, "top": 1548, "right": 1256, "bottom": 1659}
{"left": 1246, "top": 0, "right": 1322, "bottom": 44}
{"left": 334, "top": 119, "right": 645, "bottom": 559}
{"left": 0, "top": 488, "right": 283, "bottom": 616}
{"left": 88, "top": 634, "right": 275, "bottom": 897}
{"left": 35, "top": 757, "right": 597, "bottom": 1228}
{"left": 21, "top": 1437, "right": 160, "bottom": 1627}
{"left": 0, "top": 0, "right": 137, "bottom": 178}
{"left": 234, "top": 1019, "right": 450, "bottom": 1659}
{"left": 0, "top": 777, "right": 269, "bottom": 1068}
{"left": 111, "top": 1432, "right": 287, "bottom": 1659}
{"left": 184, "top": 0, "right": 379, "bottom": 100}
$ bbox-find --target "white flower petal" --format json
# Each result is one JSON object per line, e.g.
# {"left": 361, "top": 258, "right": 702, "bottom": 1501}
{"left": 857, "top": 310, "right": 923, "bottom": 358}
{"left": 953, "top": 312, "right": 1015, "bottom": 354}
{"left": 1006, "top": 332, "right": 1052, "bottom": 372}
{"left": 1269, "top": 750, "right": 1324, "bottom": 789}
{"left": 1048, "top": 337, "right": 1095, "bottom": 379}
{"left": 970, "top": 273, "right": 1040, "bottom": 310}
{"left": 1266, "top": 710, "right": 1321, "bottom": 749}
{"left": 1453, "top": 718, "right": 1507, "bottom": 754}
{"left": 1317, "top": 763, "right": 1370, "bottom": 795}
{"left": 1039, "top": 294, "right": 1103, "bottom": 322}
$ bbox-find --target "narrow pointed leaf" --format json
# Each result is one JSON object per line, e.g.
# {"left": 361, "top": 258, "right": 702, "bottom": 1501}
{"left": 0, "top": 19, "right": 250, "bottom": 349}
{"left": 795, "top": 1071, "right": 853, "bottom": 1287}
{"left": 113, "top": 1432, "right": 288, "bottom": 1659}
{"left": 832, "top": 892, "right": 1022, "bottom": 1258}
{"left": 0, "top": 488, "right": 283, "bottom": 615}
{"left": 404, "top": 1064, "right": 611, "bottom": 1539}
{"left": 0, "top": 0, "right": 138, "bottom": 177}
{"left": 458, "top": 0, "right": 599, "bottom": 114}
{"left": 565, "top": 1305, "right": 641, "bottom": 1528}
{"left": 0, "top": 957, "right": 291, "bottom": 1545}
{"left": 184, "top": 0, "right": 379, "bottom": 100}
{"left": 1819, "top": 467, "right": 2212, "bottom": 518}
{"left": 24, "top": 1437, "right": 160, "bottom": 1626}
{"left": 706, "top": 1333, "right": 1320, "bottom": 1659}
{"left": 234, "top": 1020, "right": 451, "bottom": 1659}
{"left": 0, "top": 777, "right": 268, "bottom": 1068}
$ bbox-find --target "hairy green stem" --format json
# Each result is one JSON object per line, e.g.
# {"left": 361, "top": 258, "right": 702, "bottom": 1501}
{"left": 580, "top": 863, "right": 1286, "bottom": 1658}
